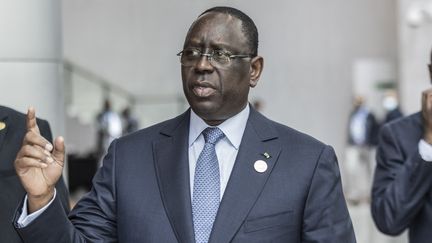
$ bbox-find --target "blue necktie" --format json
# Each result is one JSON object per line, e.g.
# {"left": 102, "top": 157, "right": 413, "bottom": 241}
{"left": 192, "top": 127, "right": 225, "bottom": 243}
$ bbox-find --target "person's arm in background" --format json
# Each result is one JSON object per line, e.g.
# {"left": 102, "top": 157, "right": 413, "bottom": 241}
{"left": 371, "top": 88, "right": 432, "bottom": 235}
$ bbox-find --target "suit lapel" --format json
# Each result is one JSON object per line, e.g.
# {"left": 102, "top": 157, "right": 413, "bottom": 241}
{"left": 153, "top": 110, "right": 195, "bottom": 243}
{"left": 209, "top": 108, "right": 281, "bottom": 243}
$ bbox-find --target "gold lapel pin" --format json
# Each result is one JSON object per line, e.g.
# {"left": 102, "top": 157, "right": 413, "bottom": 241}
{"left": 0, "top": 122, "right": 6, "bottom": 131}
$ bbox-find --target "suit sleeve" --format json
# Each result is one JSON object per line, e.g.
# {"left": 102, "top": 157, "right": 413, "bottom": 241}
{"left": 15, "top": 139, "right": 119, "bottom": 243}
{"left": 371, "top": 124, "right": 432, "bottom": 235}
{"left": 302, "top": 145, "right": 356, "bottom": 242}
{"left": 37, "top": 119, "right": 70, "bottom": 214}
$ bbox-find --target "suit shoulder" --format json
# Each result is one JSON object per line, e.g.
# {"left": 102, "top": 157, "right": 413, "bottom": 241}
{"left": 382, "top": 111, "right": 420, "bottom": 132}
{"left": 0, "top": 106, "right": 49, "bottom": 124}
{"left": 278, "top": 122, "right": 326, "bottom": 147}
{"left": 378, "top": 112, "right": 422, "bottom": 147}
{"left": 257, "top": 115, "right": 335, "bottom": 169}
{"left": 0, "top": 106, "right": 52, "bottom": 141}
{"left": 0, "top": 105, "right": 25, "bottom": 120}
{"left": 116, "top": 111, "right": 188, "bottom": 144}
{"left": 256, "top": 114, "right": 327, "bottom": 149}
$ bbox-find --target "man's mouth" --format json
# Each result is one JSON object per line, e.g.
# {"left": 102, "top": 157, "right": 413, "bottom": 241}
{"left": 192, "top": 85, "right": 216, "bottom": 98}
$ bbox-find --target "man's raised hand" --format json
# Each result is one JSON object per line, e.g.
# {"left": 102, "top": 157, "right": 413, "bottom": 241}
{"left": 14, "top": 107, "right": 65, "bottom": 213}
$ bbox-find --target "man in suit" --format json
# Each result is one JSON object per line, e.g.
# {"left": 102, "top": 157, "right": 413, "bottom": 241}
{"left": 13, "top": 6, "right": 355, "bottom": 242}
{"left": 347, "top": 95, "right": 379, "bottom": 147}
{"left": 371, "top": 49, "right": 432, "bottom": 243}
{"left": 382, "top": 90, "right": 403, "bottom": 124}
{"left": 0, "top": 105, "right": 69, "bottom": 243}
{"left": 344, "top": 95, "right": 379, "bottom": 204}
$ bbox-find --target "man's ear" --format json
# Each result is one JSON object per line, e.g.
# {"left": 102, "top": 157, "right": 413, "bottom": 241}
{"left": 429, "top": 64, "right": 432, "bottom": 83}
{"left": 428, "top": 63, "right": 432, "bottom": 83}
{"left": 249, "top": 56, "right": 264, "bottom": 88}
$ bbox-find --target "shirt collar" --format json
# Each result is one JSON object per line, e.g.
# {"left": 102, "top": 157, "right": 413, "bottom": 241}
{"left": 189, "top": 105, "right": 250, "bottom": 150}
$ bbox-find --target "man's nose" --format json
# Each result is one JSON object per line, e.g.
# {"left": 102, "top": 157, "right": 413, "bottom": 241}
{"left": 195, "top": 53, "right": 214, "bottom": 72}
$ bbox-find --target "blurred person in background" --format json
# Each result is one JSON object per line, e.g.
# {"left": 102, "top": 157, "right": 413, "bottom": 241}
{"left": 344, "top": 95, "right": 379, "bottom": 204}
{"left": 348, "top": 95, "right": 379, "bottom": 147}
{"left": 382, "top": 89, "right": 403, "bottom": 124}
{"left": 121, "top": 106, "right": 138, "bottom": 135}
{"left": 372, "top": 48, "right": 432, "bottom": 243}
{"left": 0, "top": 106, "right": 69, "bottom": 243}
{"left": 95, "top": 99, "right": 122, "bottom": 162}
{"left": 12, "top": 6, "right": 355, "bottom": 242}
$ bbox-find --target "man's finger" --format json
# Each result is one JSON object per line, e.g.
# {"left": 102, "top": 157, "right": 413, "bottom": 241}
{"left": 16, "top": 157, "right": 48, "bottom": 170}
{"left": 23, "top": 130, "right": 53, "bottom": 151}
{"left": 26, "top": 107, "right": 40, "bottom": 134}
{"left": 16, "top": 145, "right": 53, "bottom": 163}
{"left": 52, "top": 136, "right": 65, "bottom": 164}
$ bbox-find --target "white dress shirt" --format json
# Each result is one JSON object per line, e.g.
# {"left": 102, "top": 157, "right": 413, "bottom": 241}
{"left": 419, "top": 139, "right": 432, "bottom": 162}
{"left": 188, "top": 105, "right": 249, "bottom": 200}
{"left": 17, "top": 189, "right": 57, "bottom": 227}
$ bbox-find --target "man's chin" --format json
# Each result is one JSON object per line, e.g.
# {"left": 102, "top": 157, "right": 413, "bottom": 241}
{"left": 191, "top": 102, "right": 218, "bottom": 117}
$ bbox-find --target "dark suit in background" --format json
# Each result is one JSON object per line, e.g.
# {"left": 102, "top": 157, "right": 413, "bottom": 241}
{"left": 371, "top": 112, "right": 432, "bottom": 243}
{"left": 383, "top": 107, "right": 403, "bottom": 124}
{"left": 0, "top": 106, "right": 69, "bottom": 243}
{"left": 14, "top": 108, "right": 355, "bottom": 242}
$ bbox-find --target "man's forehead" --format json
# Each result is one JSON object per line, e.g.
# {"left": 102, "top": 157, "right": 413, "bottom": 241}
{"left": 185, "top": 12, "right": 245, "bottom": 47}
{"left": 190, "top": 12, "right": 241, "bottom": 31}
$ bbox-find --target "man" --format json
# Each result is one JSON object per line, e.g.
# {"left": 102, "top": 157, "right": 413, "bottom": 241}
{"left": 382, "top": 89, "right": 403, "bottom": 124}
{"left": 0, "top": 105, "right": 69, "bottom": 243}
{"left": 121, "top": 106, "right": 139, "bottom": 135}
{"left": 96, "top": 99, "right": 122, "bottom": 161}
{"left": 347, "top": 95, "right": 379, "bottom": 148}
{"left": 371, "top": 49, "right": 432, "bottom": 243}
{"left": 344, "top": 95, "right": 379, "bottom": 204}
{"left": 13, "top": 7, "right": 355, "bottom": 242}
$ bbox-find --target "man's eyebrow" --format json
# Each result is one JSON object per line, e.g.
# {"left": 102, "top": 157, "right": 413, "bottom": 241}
{"left": 184, "top": 39, "right": 244, "bottom": 53}
{"left": 209, "top": 43, "right": 233, "bottom": 51}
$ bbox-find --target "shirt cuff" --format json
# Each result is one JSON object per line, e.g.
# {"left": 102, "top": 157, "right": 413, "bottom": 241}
{"left": 419, "top": 140, "right": 432, "bottom": 162}
{"left": 17, "top": 189, "right": 57, "bottom": 228}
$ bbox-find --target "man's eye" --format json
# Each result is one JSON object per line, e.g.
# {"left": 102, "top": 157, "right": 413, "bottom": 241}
{"left": 213, "top": 50, "right": 227, "bottom": 58}
{"left": 184, "top": 49, "right": 201, "bottom": 57}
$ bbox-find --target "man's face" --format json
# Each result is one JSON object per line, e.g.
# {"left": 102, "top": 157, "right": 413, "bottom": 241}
{"left": 181, "top": 12, "right": 262, "bottom": 125}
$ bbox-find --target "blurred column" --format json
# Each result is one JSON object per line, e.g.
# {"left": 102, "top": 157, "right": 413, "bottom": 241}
{"left": 0, "top": 0, "right": 64, "bottom": 136}
{"left": 398, "top": 0, "right": 432, "bottom": 114}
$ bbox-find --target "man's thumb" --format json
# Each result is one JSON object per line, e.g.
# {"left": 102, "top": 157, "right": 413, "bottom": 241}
{"left": 52, "top": 136, "right": 65, "bottom": 165}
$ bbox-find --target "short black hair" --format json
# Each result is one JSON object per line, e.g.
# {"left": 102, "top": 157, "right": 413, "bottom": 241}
{"left": 199, "top": 6, "right": 259, "bottom": 57}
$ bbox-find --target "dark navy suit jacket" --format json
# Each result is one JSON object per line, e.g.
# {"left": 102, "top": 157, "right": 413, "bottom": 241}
{"left": 0, "top": 106, "right": 69, "bottom": 243}
{"left": 14, "top": 107, "right": 355, "bottom": 242}
{"left": 372, "top": 112, "right": 432, "bottom": 243}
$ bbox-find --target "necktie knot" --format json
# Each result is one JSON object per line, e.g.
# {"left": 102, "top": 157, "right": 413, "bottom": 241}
{"left": 202, "top": 127, "right": 224, "bottom": 145}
